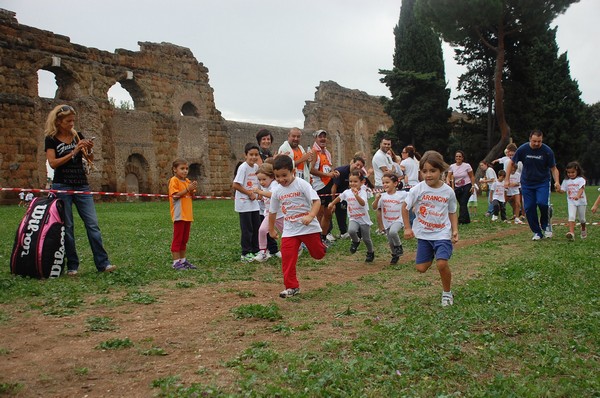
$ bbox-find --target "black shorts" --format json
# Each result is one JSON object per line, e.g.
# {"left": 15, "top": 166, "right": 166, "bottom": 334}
{"left": 317, "top": 181, "right": 334, "bottom": 206}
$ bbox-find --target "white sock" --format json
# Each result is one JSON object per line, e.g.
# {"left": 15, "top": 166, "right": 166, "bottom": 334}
{"left": 443, "top": 291, "right": 452, "bottom": 296}
{"left": 173, "top": 259, "right": 181, "bottom": 266}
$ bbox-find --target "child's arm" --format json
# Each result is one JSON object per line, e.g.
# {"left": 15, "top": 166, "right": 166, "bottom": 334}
{"left": 402, "top": 203, "right": 414, "bottom": 240}
{"left": 327, "top": 195, "right": 341, "bottom": 212}
{"left": 372, "top": 192, "right": 382, "bottom": 210}
{"left": 592, "top": 195, "right": 600, "bottom": 213}
{"left": 353, "top": 188, "right": 365, "bottom": 206}
{"left": 268, "top": 211, "right": 278, "bottom": 239}
{"left": 232, "top": 182, "right": 257, "bottom": 201}
{"left": 172, "top": 181, "right": 198, "bottom": 199}
{"left": 301, "top": 199, "right": 320, "bottom": 226}
{"left": 253, "top": 187, "right": 272, "bottom": 198}
{"left": 576, "top": 185, "right": 585, "bottom": 200}
{"left": 449, "top": 212, "right": 459, "bottom": 243}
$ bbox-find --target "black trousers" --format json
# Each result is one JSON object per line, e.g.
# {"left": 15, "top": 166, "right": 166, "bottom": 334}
{"left": 334, "top": 200, "right": 348, "bottom": 235}
{"left": 239, "top": 210, "right": 260, "bottom": 255}
{"left": 454, "top": 183, "right": 472, "bottom": 224}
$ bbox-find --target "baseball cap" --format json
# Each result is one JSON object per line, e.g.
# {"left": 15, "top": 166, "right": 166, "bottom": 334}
{"left": 313, "top": 129, "right": 327, "bottom": 137}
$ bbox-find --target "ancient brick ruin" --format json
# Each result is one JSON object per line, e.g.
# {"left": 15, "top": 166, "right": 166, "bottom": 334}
{"left": 0, "top": 9, "right": 392, "bottom": 202}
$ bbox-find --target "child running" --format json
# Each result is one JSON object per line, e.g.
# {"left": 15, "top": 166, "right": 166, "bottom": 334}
{"left": 232, "top": 143, "right": 261, "bottom": 262}
{"left": 557, "top": 161, "right": 588, "bottom": 240}
{"left": 402, "top": 151, "right": 458, "bottom": 307}
{"left": 328, "top": 170, "right": 374, "bottom": 262}
{"left": 253, "top": 162, "right": 283, "bottom": 262}
{"left": 489, "top": 170, "right": 508, "bottom": 222}
{"left": 269, "top": 155, "right": 326, "bottom": 298}
{"left": 372, "top": 173, "right": 407, "bottom": 265}
{"left": 468, "top": 183, "right": 479, "bottom": 219}
{"left": 506, "top": 166, "right": 523, "bottom": 223}
{"left": 168, "top": 158, "right": 199, "bottom": 270}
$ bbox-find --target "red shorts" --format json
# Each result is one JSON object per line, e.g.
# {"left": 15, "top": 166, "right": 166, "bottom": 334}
{"left": 171, "top": 221, "right": 192, "bottom": 252}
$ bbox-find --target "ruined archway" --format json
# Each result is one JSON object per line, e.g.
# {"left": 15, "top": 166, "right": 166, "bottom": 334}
{"left": 124, "top": 153, "right": 150, "bottom": 194}
{"left": 354, "top": 118, "right": 369, "bottom": 158}
{"left": 107, "top": 82, "right": 135, "bottom": 110}
{"left": 180, "top": 101, "right": 199, "bottom": 117}
{"left": 327, "top": 116, "right": 344, "bottom": 166}
{"left": 188, "top": 162, "right": 207, "bottom": 195}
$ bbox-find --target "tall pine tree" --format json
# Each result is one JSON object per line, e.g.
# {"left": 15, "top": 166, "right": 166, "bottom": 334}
{"left": 380, "top": 0, "right": 450, "bottom": 154}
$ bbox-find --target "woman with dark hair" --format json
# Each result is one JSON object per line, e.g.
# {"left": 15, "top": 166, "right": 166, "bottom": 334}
{"left": 44, "top": 104, "right": 116, "bottom": 275}
{"left": 446, "top": 150, "right": 475, "bottom": 224}
{"left": 400, "top": 145, "right": 420, "bottom": 191}
{"left": 255, "top": 128, "right": 274, "bottom": 164}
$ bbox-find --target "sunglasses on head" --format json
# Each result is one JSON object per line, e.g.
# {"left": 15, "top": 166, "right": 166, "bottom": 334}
{"left": 56, "top": 105, "right": 75, "bottom": 116}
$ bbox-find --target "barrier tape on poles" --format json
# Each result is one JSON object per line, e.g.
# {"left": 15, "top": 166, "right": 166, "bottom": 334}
{"left": 1, "top": 187, "right": 232, "bottom": 200}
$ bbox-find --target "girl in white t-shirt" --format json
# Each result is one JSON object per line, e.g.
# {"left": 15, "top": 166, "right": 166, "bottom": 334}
{"left": 328, "top": 171, "right": 374, "bottom": 262}
{"left": 558, "top": 161, "right": 588, "bottom": 240}
{"left": 253, "top": 163, "right": 283, "bottom": 262}
{"left": 402, "top": 151, "right": 458, "bottom": 307}
{"left": 373, "top": 173, "right": 408, "bottom": 265}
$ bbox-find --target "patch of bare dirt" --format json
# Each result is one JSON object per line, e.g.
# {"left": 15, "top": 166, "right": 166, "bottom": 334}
{"left": 0, "top": 227, "right": 526, "bottom": 397}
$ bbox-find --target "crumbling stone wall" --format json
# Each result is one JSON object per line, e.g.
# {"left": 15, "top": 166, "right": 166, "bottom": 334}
{"left": 303, "top": 81, "right": 393, "bottom": 167}
{"left": 0, "top": 9, "right": 231, "bottom": 202}
{"left": 0, "top": 10, "right": 393, "bottom": 203}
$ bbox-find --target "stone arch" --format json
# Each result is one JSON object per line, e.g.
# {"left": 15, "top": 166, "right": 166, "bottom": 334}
{"left": 116, "top": 77, "right": 148, "bottom": 111}
{"left": 34, "top": 60, "right": 81, "bottom": 100}
{"left": 107, "top": 82, "right": 135, "bottom": 110}
{"left": 354, "top": 118, "right": 369, "bottom": 158}
{"left": 180, "top": 101, "right": 199, "bottom": 117}
{"left": 124, "top": 153, "right": 150, "bottom": 194}
{"left": 326, "top": 116, "right": 344, "bottom": 166}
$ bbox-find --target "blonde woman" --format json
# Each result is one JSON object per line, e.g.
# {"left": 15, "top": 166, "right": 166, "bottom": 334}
{"left": 44, "top": 105, "right": 116, "bottom": 275}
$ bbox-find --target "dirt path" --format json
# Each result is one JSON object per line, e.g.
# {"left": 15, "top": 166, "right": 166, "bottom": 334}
{"left": 0, "top": 227, "right": 526, "bottom": 397}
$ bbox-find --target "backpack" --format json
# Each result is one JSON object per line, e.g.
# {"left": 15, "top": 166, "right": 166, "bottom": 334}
{"left": 10, "top": 195, "right": 66, "bottom": 278}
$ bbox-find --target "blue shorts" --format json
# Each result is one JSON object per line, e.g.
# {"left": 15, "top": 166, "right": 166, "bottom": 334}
{"left": 415, "top": 239, "right": 453, "bottom": 264}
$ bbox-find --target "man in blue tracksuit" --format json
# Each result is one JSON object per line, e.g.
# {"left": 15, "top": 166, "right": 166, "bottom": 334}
{"left": 505, "top": 130, "right": 561, "bottom": 241}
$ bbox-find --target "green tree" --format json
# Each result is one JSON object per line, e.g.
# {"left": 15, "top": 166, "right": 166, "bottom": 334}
{"left": 417, "top": 0, "right": 578, "bottom": 162}
{"left": 380, "top": 0, "right": 451, "bottom": 154}
{"left": 504, "top": 27, "right": 586, "bottom": 171}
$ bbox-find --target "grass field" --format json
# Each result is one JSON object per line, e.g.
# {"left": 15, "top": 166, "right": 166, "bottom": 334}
{"left": 0, "top": 188, "right": 598, "bottom": 396}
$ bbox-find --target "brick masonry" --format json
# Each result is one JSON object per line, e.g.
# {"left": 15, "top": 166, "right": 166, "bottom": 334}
{"left": 0, "top": 9, "right": 392, "bottom": 203}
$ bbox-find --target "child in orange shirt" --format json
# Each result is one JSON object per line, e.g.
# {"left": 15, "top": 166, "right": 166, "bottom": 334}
{"left": 169, "top": 158, "right": 198, "bottom": 270}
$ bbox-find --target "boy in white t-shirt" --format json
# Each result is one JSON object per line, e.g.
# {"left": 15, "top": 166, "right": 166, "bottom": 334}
{"left": 557, "top": 161, "right": 588, "bottom": 240}
{"left": 269, "top": 155, "right": 326, "bottom": 298}
{"left": 402, "top": 151, "right": 458, "bottom": 307}
{"left": 232, "top": 143, "right": 262, "bottom": 262}
{"left": 489, "top": 170, "right": 508, "bottom": 222}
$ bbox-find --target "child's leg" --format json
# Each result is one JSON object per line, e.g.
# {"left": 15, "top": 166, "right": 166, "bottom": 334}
{"left": 387, "top": 222, "right": 402, "bottom": 251}
{"left": 492, "top": 199, "right": 499, "bottom": 216}
{"left": 500, "top": 202, "right": 507, "bottom": 220}
{"left": 567, "top": 203, "right": 576, "bottom": 234}
{"left": 239, "top": 212, "right": 253, "bottom": 255}
{"left": 280, "top": 236, "right": 301, "bottom": 289}
{"left": 301, "top": 232, "right": 326, "bottom": 260}
{"left": 179, "top": 221, "right": 191, "bottom": 259}
{"left": 171, "top": 221, "right": 184, "bottom": 260}
{"left": 258, "top": 215, "right": 270, "bottom": 252}
{"left": 436, "top": 259, "right": 452, "bottom": 292}
{"left": 250, "top": 211, "right": 261, "bottom": 254}
{"left": 359, "top": 224, "right": 374, "bottom": 253}
{"left": 348, "top": 220, "right": 360, "bottom": 243}
{"left": 415, "top": 239, "right": 434, "bottom": 273}
{"left": 577, "top": 206, "right": 587, "bottom": 233}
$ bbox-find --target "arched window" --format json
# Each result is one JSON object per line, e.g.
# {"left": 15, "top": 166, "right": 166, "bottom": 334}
{"left": 37, "top": 70, "right": 58, "bottom": 99}
{"left": 180, "top": 101, "right": 199, "bottom": 117}
{"left": 108, "top": 82, "right": 135, "bottom": 110}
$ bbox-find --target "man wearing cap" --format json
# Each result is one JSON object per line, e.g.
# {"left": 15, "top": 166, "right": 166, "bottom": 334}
{"left": 371, "top": 136, "right": 394, "bottom": 234}
{"left": 310, "top": 129, "right": 340, "bottom": 244}
{"left": 277, "top": 127, "right": 312, "bottom": 183}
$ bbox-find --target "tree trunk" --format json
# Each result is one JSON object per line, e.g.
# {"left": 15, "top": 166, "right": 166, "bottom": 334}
{"left": 484, "top": 17, "right": 510, "bottom": 164}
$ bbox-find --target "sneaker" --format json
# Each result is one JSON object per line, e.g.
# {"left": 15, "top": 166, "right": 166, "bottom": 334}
{"left": 441, "top": 292, "right": 454, "bottom": 307}
{"left": 491, "top": 215, "right": 498, "bottom": 221}
{"left": 350, "top": 240, "right": 360, "bottom": 254}
{"left": 581, "top": 230, "right": 588, "bottom": 239}
{"left": 172, "top": 261, "right": 186, "bottom": 270}
{"left": 514, "top": 217, "right": 524, "bottom": 224}
{"left": 365, "top": 252, "right": 375, "bottom": 263}
{"left": 532, "top": 233, "right": 542, "bottom": 241}
{"left": 240, "top": 253, "right": 255, "bottom": 262}
{"left": 321, "top": 239, "right": 330, "bottom": 249}
{"left": 339, "top": 232, "right": 350, "bottom": 239}
{"left": 67, "top": 270, "right": 78, "bottom": 276}
{"left": 566, "top": 232, "right": 574, "bottom": 241}
{"left": 326, "top": 233, "right": 336, "bottom": 242}
{"left": 101, "top": 264, "right": 117, "bottom": 273}
{"left": 253, "top": 251, "right": 271, "bottom": 262}
{"left": 390, "top": 245, "right": 403, "bottom": 265}
{"left": 543, "top": 230, "right": 553, "bottom": 239}
{"left": 182, "top": 260, "right": 197, "bottom": 270}
{"left": 274, "top": 251, "right": 282, "bottom": 258}
{"left": 279, "top": 287, "right": 300, "bottom": 298}
{"left": 298, "top": 243, "right": 306, "bottom": 257}
{"left": 376, "top": 230, "right": 386, "bottom": 236}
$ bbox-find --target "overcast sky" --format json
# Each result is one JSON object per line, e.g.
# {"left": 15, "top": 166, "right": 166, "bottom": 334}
{"left": 2, "top": 0, "right": 598, "bottom": 127}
